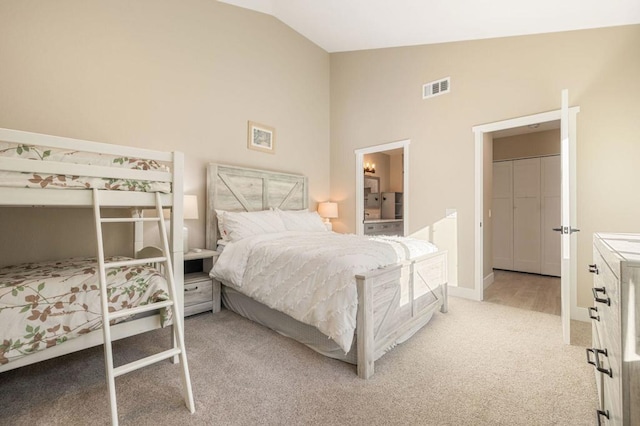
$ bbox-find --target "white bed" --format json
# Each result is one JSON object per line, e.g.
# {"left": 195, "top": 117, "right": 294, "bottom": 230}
{"left": 0, "top": 127, "right": 185, "bottom": 373}
{"left": 206, "top": 163, "right": 448, "bottom": 379}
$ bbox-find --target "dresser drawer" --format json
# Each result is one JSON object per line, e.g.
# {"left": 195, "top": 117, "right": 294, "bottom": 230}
{"left": 592, "top": 250, "right": 622, "bottom": 356}
{"left": 364, "top": 221, "right": 403, "bottom": 236}
{"left": 592, "top": 322, "right": 604, "bottom": 412}
{"left": 590, "top": 320, "right": 622, "bottom": 425}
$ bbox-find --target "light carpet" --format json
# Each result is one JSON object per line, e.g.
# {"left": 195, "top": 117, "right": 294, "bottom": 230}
{"left": 2, "top": 297, "right": 596, "bottom": 425}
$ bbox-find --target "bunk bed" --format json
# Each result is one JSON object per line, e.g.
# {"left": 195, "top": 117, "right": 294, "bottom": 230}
{"left": 206, "top": 163, "right": 448, "bottom": 379}
{"left": 0, "top": 127, "right": 193, "bottom": 425}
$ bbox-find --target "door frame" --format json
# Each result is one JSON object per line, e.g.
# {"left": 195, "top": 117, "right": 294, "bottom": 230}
{"left": 472, "top": 107, "right": 585, "bottom": 321}
{"left": 355, "top": 139, "right": 410, "bottom": 236}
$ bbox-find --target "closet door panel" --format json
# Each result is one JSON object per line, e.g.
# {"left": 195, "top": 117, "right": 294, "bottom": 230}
{"left": 513, "top": 196, "right": 541, "bottom": 273}
{"left": 513, "top": 158, "right": 540, "bottom": 198}
{"left": 493, "top": 161, "right": 513, "bottom": 198}
{"left": 492, "top": 197, "right": 513, "bottom": 269}
{"left": 513, "top": 158, "right": 541, "bottom": 274}
{"left": 541, "top": 155, "right": 561, "bottom": 276}
{"left": 492, "top": 161, "right": 513, "bottom": 270}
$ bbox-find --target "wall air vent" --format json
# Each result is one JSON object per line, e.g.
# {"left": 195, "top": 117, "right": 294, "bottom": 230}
{"left": 423, "top": 77, "right": 451, "bottom": 99}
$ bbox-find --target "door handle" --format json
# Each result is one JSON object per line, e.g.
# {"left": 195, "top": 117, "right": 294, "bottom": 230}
{"left": 553, "top": 226, "right": 580, "bottom": 234}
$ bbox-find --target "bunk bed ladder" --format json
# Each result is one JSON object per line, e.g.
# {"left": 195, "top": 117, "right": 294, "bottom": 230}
{"left": 92, "top": 189, "right": 195, "bottom": 426}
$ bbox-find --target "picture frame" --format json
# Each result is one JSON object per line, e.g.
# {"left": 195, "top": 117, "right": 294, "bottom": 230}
{"left": 247, "top": 121, "right": 276, "bottom": 154}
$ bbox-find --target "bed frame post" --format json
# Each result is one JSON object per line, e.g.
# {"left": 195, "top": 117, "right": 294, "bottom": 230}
{"left": 171, "top": 151, "right": 185, "bottom": 363}
{"left": 132, "top": 208, "right": 144, "bottom": 253}
{"left": 356, "top": 275, "right": 374, "bottom": 379}
{"left": 441, "top": 283, "right": 449, "bottom": 313}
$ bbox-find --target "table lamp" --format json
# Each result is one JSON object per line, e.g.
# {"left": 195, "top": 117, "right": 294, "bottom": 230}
{"left": 183, "top": 195, "right": 199, "bottom": 253}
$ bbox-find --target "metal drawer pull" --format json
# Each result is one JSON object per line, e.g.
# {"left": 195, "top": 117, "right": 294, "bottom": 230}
{"left": 586, "top": 348, "right": 613, "bottom": 377}
{"left": 596, "top": 409, "right": 609, "bottom": 426}
{"left": 588, "top": 264, "right": 599, "bottom": 274}
{"left": 592, "top": 287, "right": 611, "bottom": 306}
{"left": 588, "top": 306, "right": 600, "bottom": 321}
{"left": 185, "top": 286, "right": 199, "bottom": 292}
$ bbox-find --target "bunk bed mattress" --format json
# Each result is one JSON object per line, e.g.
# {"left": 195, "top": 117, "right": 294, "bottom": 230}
{"left": 210, "top": 231, "right": 438, "bottom": 354}
{"left": 0, "top": 141, "right": 170, "bottom": 192}
{"left": 0, "top": 257, "right": 170, "bottom": 365}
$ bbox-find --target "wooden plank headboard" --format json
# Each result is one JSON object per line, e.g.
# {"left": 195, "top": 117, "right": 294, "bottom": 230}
{"left": 205, "top": 164, "right": 308, "bottom": 249}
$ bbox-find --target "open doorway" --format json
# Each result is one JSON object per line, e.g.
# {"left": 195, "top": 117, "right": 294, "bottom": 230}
{"left": 485, "top": 121, "right": 562, "bottom": 315}
{"left": 473, "top": 99, "right": 582, "bottom": 345}
{"left": 355, "top": 140, "right": 410, "bottom": 236}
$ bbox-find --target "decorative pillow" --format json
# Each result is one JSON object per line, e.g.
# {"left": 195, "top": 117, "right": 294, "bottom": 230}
{"left": 222, "top": 210, "right": 287, "bottom": 242}
{"left": 277, "top": 209, "right": 328, "bottom": 232}
{"left": 214, "top": 209, "right": 229, "bottom": 241}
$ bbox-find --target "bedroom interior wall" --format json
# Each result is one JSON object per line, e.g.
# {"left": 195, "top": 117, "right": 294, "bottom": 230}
{"left": 493, "top": 129, "right": 561, "bottom": 161}
{"left": 363, "top": 152, "right": 391, "bottom": 192}
{"left": 330, "top": 24, "right": 640, "bottom": 306}
{"left": 389, "top": 153, "right": 403, "bottom": 192}
{"left": 0, "top": 0, "right": 330, "bottom": 266}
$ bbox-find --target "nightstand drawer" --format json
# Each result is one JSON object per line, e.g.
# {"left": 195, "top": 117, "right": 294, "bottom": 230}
{"left": 183, "top": 249, "right": 221, "bottom": 316}
{"left": 184, "top": 274, "right": 212, "bottom": 305}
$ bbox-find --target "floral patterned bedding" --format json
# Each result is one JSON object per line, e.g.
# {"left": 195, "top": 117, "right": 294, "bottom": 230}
{"left": 0, "top": 257, "right": 171, "bottom": 365}
{"left": 0, "top": 141, "right": 171, "bottom": 192}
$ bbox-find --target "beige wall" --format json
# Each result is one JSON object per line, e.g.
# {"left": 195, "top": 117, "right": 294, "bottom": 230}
{"left": 330, "top": 24, "right": 640, "bottom": 306}
{"left": 363, "top": 152, "right": 390, "bottom": 192}
{"left": 389, "top": 153, "right": 403, "bottom": 192}
{"left": 0, "top": 0, "right": 330, "bottom": 266}
{"left": 493, "top": 129, "right": 561, "bottom": 161}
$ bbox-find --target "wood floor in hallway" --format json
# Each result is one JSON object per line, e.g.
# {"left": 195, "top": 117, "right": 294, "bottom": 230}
{"left": 484, "top": 269, "right": 561, "bottom": 316}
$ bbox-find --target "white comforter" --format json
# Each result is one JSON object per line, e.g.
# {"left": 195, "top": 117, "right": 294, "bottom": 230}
{"left": 211, "top": 231, "right": 437, "bottom": 353}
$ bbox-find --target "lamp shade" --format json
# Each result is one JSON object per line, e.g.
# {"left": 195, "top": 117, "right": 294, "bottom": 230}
{"left": 183, "top": 195, "right": 199, "bottom": 220}
{"left": 317, "top": 202, "right": 338, "bottom": 219}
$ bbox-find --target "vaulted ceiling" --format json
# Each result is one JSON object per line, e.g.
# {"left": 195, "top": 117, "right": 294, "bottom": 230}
{"left": 219, "top": 0, "right": 640, "bottom": 52}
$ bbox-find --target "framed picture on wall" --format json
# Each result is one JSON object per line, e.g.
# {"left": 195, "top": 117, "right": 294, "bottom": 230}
{"left": 247, "top": 121, "right": 276, "bottom": 154}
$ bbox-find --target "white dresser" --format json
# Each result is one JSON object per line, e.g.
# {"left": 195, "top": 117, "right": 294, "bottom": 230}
{"left": 588, "top": 233, "right": 640, "bottom": 425}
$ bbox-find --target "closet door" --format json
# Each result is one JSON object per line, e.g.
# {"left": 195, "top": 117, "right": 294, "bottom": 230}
{"left": 492, "top": 161, "right": 513, "bottom": 270}
{"left": 541, "top": 155, "right": 561, "bottom": 276}
{"left": 513, "top": 158, "right": 541, "bottom": 274}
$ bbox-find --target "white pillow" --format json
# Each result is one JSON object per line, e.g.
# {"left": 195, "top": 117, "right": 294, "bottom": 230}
{"left": 222, "top": 210, "right": 287, "bottom": 242}
{"left": 277, "top": 209, "right": 327, "bottom": 232}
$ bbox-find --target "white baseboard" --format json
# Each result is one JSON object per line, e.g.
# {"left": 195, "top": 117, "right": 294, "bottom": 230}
{"left": 483, "top": 272, "right": 495, "bottom": 290}
{"left": 571, "top": 306, "right": 590, "bottom": 323}
{"left": 448, "top": 285, "right": 480, "bottom": 301}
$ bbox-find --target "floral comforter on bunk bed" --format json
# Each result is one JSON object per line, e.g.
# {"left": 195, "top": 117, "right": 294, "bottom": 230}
{"left": 0, "top": 141, "right": 170, "bottom": 192}
{"left": 0, "top": 257, "right": 171, "bottom": 365}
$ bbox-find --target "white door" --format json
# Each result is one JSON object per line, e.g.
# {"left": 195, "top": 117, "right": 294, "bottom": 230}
{"left": 513, "top": 158, "right": 541, "bottom": 274}
{"left": 560, "top": 90, "right": 573, "bottom": 345}
{"left": 492, "top": 161, "right": 514, "bottom": 270}
{"left": 541, "top": 155, "right": 561, "bottom": 276}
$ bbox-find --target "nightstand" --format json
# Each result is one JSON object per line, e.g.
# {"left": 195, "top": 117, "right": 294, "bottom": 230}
{"left": 183, "top": 249, "right": 220, "bottom": 316}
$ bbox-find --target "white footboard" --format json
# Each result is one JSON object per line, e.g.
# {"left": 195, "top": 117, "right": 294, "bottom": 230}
{"left": 355, "top": 250, "right": 448, "bottom": 379}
